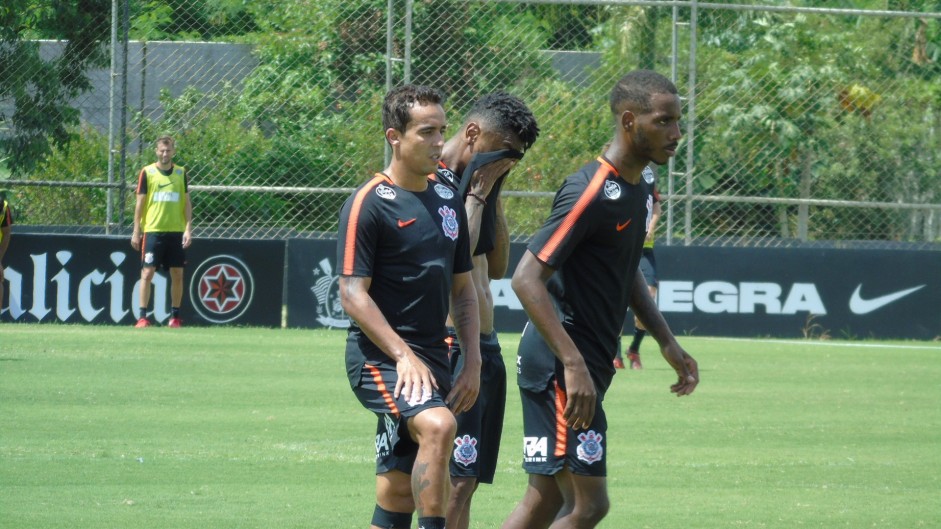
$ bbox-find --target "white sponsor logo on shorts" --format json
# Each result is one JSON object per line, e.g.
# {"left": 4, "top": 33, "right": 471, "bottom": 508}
{"left": 523, "top": 436, "right": 548, "bottom": 463}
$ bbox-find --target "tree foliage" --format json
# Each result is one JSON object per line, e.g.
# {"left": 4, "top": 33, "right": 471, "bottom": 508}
{"left": 0, "top": 0, "right": 110, "bottom": 176}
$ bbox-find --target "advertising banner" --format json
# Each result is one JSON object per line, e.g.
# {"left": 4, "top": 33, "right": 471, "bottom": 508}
{"left": 284, "top": 239, "right": 940, "bottom": 339}
{"left": 1, "top": 234, "right": 284, "bottom": 327}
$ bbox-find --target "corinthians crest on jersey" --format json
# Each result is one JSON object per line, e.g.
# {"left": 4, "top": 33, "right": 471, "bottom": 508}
{"left": 439, "top": 205, "right": 459, "bottom": 241}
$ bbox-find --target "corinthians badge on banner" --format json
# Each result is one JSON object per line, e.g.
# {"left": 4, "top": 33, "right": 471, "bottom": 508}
{"left": 312, "top": 258, "right": 350, "bottom": 328}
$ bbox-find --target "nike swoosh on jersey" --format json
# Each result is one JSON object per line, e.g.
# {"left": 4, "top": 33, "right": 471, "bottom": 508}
{"left": 397, "top": 218, "right": 417, "bottom": 228}
{"left": 616, "top": 219, "right": 631, "bottom": 231}
{"left": 158, "top": 182, "right": 173, "bottom": 188}
{"left": 848, "top": 284, "right": 925, "bottom": 315}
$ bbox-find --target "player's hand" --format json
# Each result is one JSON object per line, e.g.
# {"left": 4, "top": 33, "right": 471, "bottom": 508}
{"left": 562, "top": 359, "right": 596, "bottom": 430}
{"left": 661, "top": 342, "right": 699, "bottom": 396}
{"left": 130, "top": 232, "right": 141, "bottom": 251}
{"left": 394, "top": 351, "right": 438, "bottom": 407}
{"left": 182, "top": 230, "right": 192, "bottom": 249}
{"left": 469, "top": 158, "right": 517, "bottom": 198}
{"left": 447, "top": 356, "right": 480, "bottom": 415}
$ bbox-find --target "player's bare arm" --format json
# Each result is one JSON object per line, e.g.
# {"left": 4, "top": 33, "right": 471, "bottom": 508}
{"left": 182, "top": 192, "right": 193, "bottom": 248}
{"left": 629, "top": 269, "right": 699, "bottom": 396}
{"left": 464, "top": 158, "right": 516, "bottom": 252}
{"left": 338, "top": 275, "right": 438, "bottom": 404}
{"left": 447, "top": 271, "right": 481, "bottom": 415}
{"left": 486, "top": 197, "right": 510, "bottom": 280}
{"left": 130, "top": 193, "right": 147, "bottom": 251}
{"left": 512, "top": 251, "right": 596, "bottom": 430}
{"left": 646, "top": 200, "right": 662, "bottom": 244}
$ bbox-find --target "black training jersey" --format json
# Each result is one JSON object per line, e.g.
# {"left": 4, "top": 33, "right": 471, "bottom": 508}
{"left": 520, "top": 157, "right": 656, "bottom": 393}
{"left": 338, "top": 173, "right": 474, "bottom": 374}
{"left": 435, "top": 160, "right": 504, "bottom": 257}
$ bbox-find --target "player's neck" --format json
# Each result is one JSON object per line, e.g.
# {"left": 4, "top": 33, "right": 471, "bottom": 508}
{"left": 383, "top": 164, "right": 428, "bottom": 192}
{"left": 155, "top": 161, "right": 173, "bottom": 172}
{"left": 440, "top": 138, "right": 466, "bottom": 174}
{"left": 602, "top": 145, "right": 645, "bottom": 184}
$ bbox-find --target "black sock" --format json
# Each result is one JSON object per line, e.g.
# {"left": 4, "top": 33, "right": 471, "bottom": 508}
{"left": 171, "top": 307, "right": 180, "bottom": 318}
{"left": 139, "top": 308, "right": 148, "bottom": 320}
{"left": 629, "top": 328, "right": 646, "bottom": 352}
{"left": 417, "top": 517, "right": 446, "bottom": 529}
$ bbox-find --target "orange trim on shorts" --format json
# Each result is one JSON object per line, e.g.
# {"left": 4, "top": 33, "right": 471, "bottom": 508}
{"left": 553, "top": 381, "right": 568, "bottom": 457}
{"left": 363, "top": 363, "right": 400, "bottom": 417}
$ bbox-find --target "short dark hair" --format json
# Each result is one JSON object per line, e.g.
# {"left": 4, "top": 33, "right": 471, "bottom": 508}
{"left": 382, "top": 84, "right": 446, "bottom": 133}
{"left": 465, "top": 92, "right": 540, "bottom": 151}
{"left": 155, "top": 136, "right": 175, "bottom": 148}
{"left": 609, "top": 70, "right": 678, "bottom": 115}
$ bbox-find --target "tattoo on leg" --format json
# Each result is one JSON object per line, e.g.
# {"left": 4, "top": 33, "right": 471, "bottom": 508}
{"left": 412, "top": 461, "right": 431, "bottom": 517}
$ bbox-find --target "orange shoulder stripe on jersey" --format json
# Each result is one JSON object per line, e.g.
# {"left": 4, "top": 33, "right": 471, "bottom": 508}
{"left": 364, "top": 363, "right": 400, "bottom": 417}
{"left": 553, "top": 381, "right": 568, "bottom": 457}
{"left": 536, "top": 159, "right": 614, "bottom": 263}
{"left": 342, "top": 174, "right": 390, "bottom": 276}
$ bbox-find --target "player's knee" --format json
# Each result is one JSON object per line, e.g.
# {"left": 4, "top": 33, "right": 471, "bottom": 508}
{"left": 450, "top": 476, "right": 478, "bottom": 503}
{"left": 412, "top": 408, "right": 456, "bottom": 447}
{"left": 575, "top": 495, "right": 609, "bottom": 525}
{"left": 377, "top": 477, "right": 415, "bottom": 513}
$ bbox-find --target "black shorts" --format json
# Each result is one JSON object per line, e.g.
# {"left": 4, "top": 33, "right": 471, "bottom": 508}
{"left": 447, "top": 330, "right": 506, "bottom": 484}
{"left": 518, "top": 378, "right": 608, "bottom": 477}
{"left": 639, "top": 247, "right": 658, "bottom": 287}
{"left": 351, "top": 357, "right": 451, "bottom": 475}
{"left": 141, "top": 232, "right": 186, "bottom": 270}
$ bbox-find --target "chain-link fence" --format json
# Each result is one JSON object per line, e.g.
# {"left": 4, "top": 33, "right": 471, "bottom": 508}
{"left": 2, "top": 1, "right": 940, "bottom": 248}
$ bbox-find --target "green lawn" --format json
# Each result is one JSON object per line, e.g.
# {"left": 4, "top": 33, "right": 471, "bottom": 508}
{"left": 2, "top": 325, "right": 939, "bottom": 528}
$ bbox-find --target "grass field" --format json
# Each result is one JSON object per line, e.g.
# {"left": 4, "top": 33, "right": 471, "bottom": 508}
{"left": 2, "top": 324, "right": 939, "bottom": 529}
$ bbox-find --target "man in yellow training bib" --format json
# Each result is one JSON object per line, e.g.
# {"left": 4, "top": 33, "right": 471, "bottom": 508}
{"left": 130, "top": 136, "right": 193, "bottom": 328}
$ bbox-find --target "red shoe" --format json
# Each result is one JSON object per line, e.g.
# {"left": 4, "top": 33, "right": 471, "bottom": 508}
{"left": 135, "top": 318, "right": 151, "bottom": 328}
{"left": 628, "top": 351, "right": 642, "bottom": 370}
{"left": 168, "top": 317, "right": 182, "bottom": 328}
{"left": 613, "top": 357, "right": 625, "bottom": 369}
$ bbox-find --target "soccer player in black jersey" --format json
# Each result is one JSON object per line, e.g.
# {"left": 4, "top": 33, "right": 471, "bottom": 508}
{"left": 435, "top": 93, "right": 539, "bottom": 529}
{"left": 337, "top": 85, "right": 482, "bottom": 529}
{"left": 503, "top": 70, "right": 700, "bottom": 529}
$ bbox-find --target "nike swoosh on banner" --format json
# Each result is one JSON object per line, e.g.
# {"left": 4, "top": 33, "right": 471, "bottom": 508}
{"left": 616, "top": 219, "right": 631, "bottom": 231}
{"left": 848, "top": 284, "right": 925, "bottom": 315}
{"left": 398, "top": 218, "right": 417, "bottom": 228}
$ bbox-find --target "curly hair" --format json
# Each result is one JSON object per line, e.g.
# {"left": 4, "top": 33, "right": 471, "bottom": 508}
{"left": 465, "top": 92, "right": 540, "bottom": 151}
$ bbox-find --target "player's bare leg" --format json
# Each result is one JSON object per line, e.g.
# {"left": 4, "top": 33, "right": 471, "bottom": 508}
{"left": 407, "top": 407, "right": 457, "bottom": 526}
{"left": 170, "top": 267, "right": 185, "bottom": 308}
{"left": 136, "top": 267, "right": 156, "bottom": 326}
{"left": 373, "top": 470, "right": 414, "bottom": 529}
{"left": 502, "top": 473, "right": 564, "bottom": 529}
{"left": 447, "top": 476, "right": 479, "bottom": 529}
{"left": 549, "top": 469, "right": 608, "bottom": 529}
